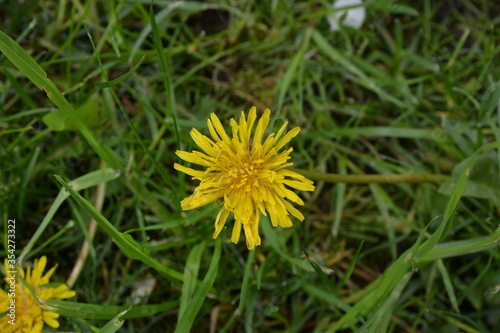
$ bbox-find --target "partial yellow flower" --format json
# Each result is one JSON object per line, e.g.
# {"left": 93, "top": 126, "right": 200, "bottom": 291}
{"left": 0, "top": 256, "right": 75, "bottom": 333}
{"left": 174, "top": 107, "right": 315, "bottom": 249}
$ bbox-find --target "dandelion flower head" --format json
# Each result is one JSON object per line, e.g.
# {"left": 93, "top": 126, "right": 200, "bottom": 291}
{"left": 0, "top": 256, "right": 75, "bottom": 333}
{"left": 174, "top": 107, "right": 315, "bottom": 249}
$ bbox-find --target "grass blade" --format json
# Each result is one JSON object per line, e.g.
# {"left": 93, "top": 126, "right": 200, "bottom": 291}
{"left": 150, "top": 3, "right": 179, "bottom": 147}
{"left": 0, "top": 31, "right": 120, "bottom": 169}
{"left": 18, "top": 168, "right": 121, "bottom": 262}
{"left": 418, "top": 230, "right": 500, "bottom": 262}
{"left": 98, "top": 307, "right": 130, "bottom": 333}
{"left": 436, "top": 259, "right": 459, "bottom": 313}
{"left": 418, "top": 156, "right": 473, "bottom": 256}
{"left": 275, "top": 28, "right": 311, "bottom": 115}
{"left": 175, "top": 239, "right": 221, "bottom": 333}
{"left": 54, "top": 175, "right": 184, "bottom": 282}
{"left": 96, "top": 55, "right": 146, "bottom": 88}
{"left": 311, "top": 29, "right": 407, "bottom": 109}
{"left": 45, "top": 299, "right": 177, "bottom": 319}
{"left": 83, "top": 23, "right": 178, "bottom": 193}
{"left": 237, "top": 249, "right": 256, "bottom": 315}
{"left": 178, "top": 241, "right": 207, "bottom": 324}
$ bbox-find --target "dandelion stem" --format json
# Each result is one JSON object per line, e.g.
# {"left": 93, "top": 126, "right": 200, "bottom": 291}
{"left": 290, "top": 168, "right": 449, "bottom": 184}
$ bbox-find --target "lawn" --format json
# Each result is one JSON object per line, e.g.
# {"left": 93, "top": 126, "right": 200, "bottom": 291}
{"left": 1, "top": 0, "right": 499, "bottom": 332}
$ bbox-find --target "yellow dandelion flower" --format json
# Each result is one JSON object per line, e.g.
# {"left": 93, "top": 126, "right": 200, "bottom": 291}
{"left": 174, "top": 107, "right": 315, "bottom": 249}
{"left": 0, "top": 256, "right": 75, "bottom": 333}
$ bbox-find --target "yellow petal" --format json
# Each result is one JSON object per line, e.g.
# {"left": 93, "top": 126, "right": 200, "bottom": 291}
{"left": 251, "top": 214, "right": 261, "bottom": 246}
{"left": 180, "top": 190, "right": 222, "bottom": 210}
{"left": 263, "top": 121, "right": 288, "bottom": 152}
{"left": 282, "top": 179, "right": 315, "bottom": 191}
{"left": 243, "top": 218, "right": 261, "bottom": 250}
{"left": 231, "top": 220, "right": 242, "bottom": 243}
{"left": 271, "top": 198, "right": 293, "bottom": 227}
{"left": 55, "top": 289, "right": 76, "bottom": 299}
{"left": 238, "top": 111, "right": 248, "bottom": 145}
{"left": 32, "top": 256, "right": 47, "bottom": 283}
{"left": 253, "top": 108, "right": 270, "bottom": 146}
{"left": 283, "top": 200, "right": 305, "bottom": 221}
{"left": 174, "top": 163, "right": 206, "bottom": 178}
{"left": 207, "top": 118, "right": 221, "bottom": 142}
{"left": 26, "top": 266, "right": 32, "bottom": 283}
{"left": 48, "top": 284, "right": 74, "bottom": 298}
{"left": 40, "top": 264, "right": 58, "bottom": 285}
{"left": 283, "top": 188, "right": 304, "bottom": 205}
{"left": 190, "top": 129, "right": 217, "bottom": 156}
{"left": 210, "top": 113, "right": 232, "bottom": 144}
{"left": 43, "top": 311, "right": 60, "bottom": 328}
{"left": 176, "top": 150, "right": 213, "bottom": 167}
{"left": 213, "top": 209, "right": 230, "bottom": 238}
{"left": 239, "top": 106, "right": 257, "bottom": 145}
{"left": 230, "top": 118, "right": 239, "bottom": 141}
{"left": 278, "top": 169, "right": 311, "bottom": 181}
{"left": 246, "top": 107, "right": 257, "bottom": 132}
{"left": 266, "top": 204, "right": 280, "bottom": 227}
{"left": 3, "top": 259, "right": 8, "bottom": 276}
{"left": 274, "top": 127, "right": 300, "bottom": 151}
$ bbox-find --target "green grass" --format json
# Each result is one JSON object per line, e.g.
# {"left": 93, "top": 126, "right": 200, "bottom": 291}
{"left": 1, "top": 0, "right": 500, "bottom": 332}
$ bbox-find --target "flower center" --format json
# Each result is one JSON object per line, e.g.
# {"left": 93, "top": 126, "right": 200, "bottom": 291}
{"left": 227, "top": 160, "right": 265, "bottom": 192}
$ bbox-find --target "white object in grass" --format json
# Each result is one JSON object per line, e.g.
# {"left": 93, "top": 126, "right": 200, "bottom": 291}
{"left": 327, "top": 0, "right": 366, "bottom": 31}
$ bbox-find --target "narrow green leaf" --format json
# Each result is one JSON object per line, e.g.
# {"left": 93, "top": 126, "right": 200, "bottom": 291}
{"left": 125, "top": 205, "right": 219, "bottom": 233}
{"left": 357, "top": 273, "right": 412, "bottom": 333}
{"left": 303, "top": 284, "right": 351, "bottom": 312}
{"left": 330, "top": 228, "right": 426, "bottom": 330}
{"left": 0, "top": 31, "right": 47, "bottom": 84}
{"left": 178, "top": 241, "right": 206, "bottom": 324}
{"left": 419, "top": 157, "right": 473, "bottom": 256}
{"left": 244, "top": 285, "right": 258, "bottom": 333}
{"left": 97, "top": 55, "right": 145, "bottom": 88}
{"left": 3, "top": 68, "right": 38, "bottom": 109}
{"left": 332, "top": 156, "right": 347, "bottom": 237}
{"left": 303, "top": 245, "right": 336, "bottom": 294}
{"left": 84, "top": 23, "right": 179, "bottom": 202}
{"left": 275, "top": 28, "right": 311, "bottom": 114}
{"left": 436, "top": 260, "right": 460, "bottom": 313}
{"left": 370, "top": 184, "right": 397, "bottom": 259}
{"left": 458, "top": 249, "right": 497, "bottom": 304}
{"left": 371, "top": 2, "right": 419, "bottom": 16}
{"left": 18, "top": 146, "right": 40, "bottom": 215}
{"left": 480, "top": 82, "right": 500, "bottom": 120}
{"left": 260, "top": 219, "right": 331, "bottom": 273}
{"left": 439, "top": 151, "right": 500, "bottom": 206}
{"left": 320, "top": 127, "right": 444, "bottom": 140}
{"left": 175, "top": 239, "right": 221, "bottom": 333}
{"left": 129, "top": 2, "right": 207, "bottom": 62}
{"left": 337, "top": 241, "right": 364, "bottom": 290}
{"left": 312, "top": 29, "right": 407, "bottom": 109}
{"left": 98, "top": 306, "right": 130, "bottom": 333}
{"left": 0, "top": 22, "right": 175, "bottom": 226}
{"left": 19, "top": 168, "right": 121, "bottom": 262}
{"left": 0, "top": 30, "right": 120, "bottom": 169}
{"left": 118, "top": 233, "right": 151, "bottom": 259}
{"left": 418, "top": 230, "right": 500, "bottom": 262}
{"left": 445, "top": 28, "right": 470, "bottom": 69}
{"left": 237, "top": 249, "right": 256, "bottom": 315}
{"left": 45, "top": 299, "right": 178, "bottom": 319}
{"left": 54, "top": 175, "right": 184, "bottom": 282}
{"left": 26, "top": 220, "right": 75, "bottom": 259}
{"left": 150, "top": 3, "right": 179, "bottom": 147}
